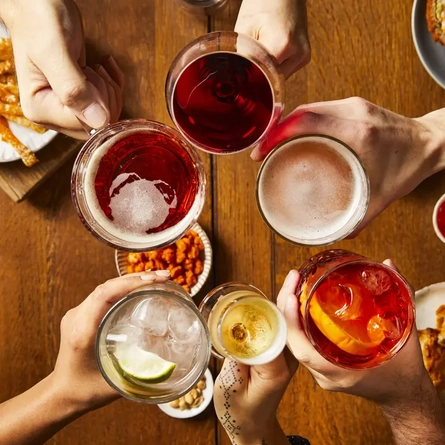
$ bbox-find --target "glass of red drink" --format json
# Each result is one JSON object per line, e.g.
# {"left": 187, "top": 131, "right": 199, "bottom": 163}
{"left": 297, "top": 249, "right": 415, "bottom": 369}
{"left": 71, "top": 119, "right": 206, "bottom": 251}
{"left": 165, "top": 31, "right": 284, "bottom": 155}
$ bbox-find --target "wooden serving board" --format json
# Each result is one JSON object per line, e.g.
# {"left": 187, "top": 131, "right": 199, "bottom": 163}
{"left": 0, "top": 135, "right": 82, "bottom": 202}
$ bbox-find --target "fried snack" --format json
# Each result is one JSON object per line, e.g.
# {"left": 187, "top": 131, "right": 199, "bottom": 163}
{"left": 126, "top": 230, "right": 205, "bottom": 293}
{"left": 427, "top": 0, "right": 445, "bottom": 46}
{"left": 0, "top": 86, "right": 18, "bottom": 104}
{"left": 418, "top": 328, "right": 445, "bottom": 393}
{"left": 0, "top": 59, "right": 14, "bottom": 75}
{"left": 437, "top": 305, "right": 445, "bottom": 347}
{"left": 0, "top": 37, "right": 47, "bottom": 166}
{"left": 0, "top": 38, "right": 12, "bottom": 60}
{"left": 3, "top": 115, "right": 46, "bottom": 133}
{"left": 0, "top": 116, "right": 38, "bottom": 167}
{"left": 0, "top": 102, "right": 23, "bottom": 116}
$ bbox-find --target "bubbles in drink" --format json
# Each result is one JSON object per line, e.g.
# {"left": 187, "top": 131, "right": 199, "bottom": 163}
{"left": 257, "top": 136, "right": 368, "bottom": 245}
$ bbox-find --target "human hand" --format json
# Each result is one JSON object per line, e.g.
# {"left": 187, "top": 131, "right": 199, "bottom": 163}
{"left": 214, "top": 280, "right": 298, "bottom": 444}
{"left": 235, "top": 0, "right": 310, "bottom": 78}
{"left": 1, "top": 0, "right": 124, "bottom": 140}
{"left": 277, "top": 263, "right": 429, "bottom": 405}
{"left": 251, "top": 97, "right": 445, "bottom": 234}
{"left": 51, "top": 271, "right": 170, "bottom": 412}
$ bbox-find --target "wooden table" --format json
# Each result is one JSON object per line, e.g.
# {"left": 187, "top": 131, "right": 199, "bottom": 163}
{"left": 1, "top": 0, "right": 444, "bottom": 444}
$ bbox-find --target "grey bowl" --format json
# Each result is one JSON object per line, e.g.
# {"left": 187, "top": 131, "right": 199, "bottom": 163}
{"left": 412, "top": 0, "right": 445, "bottom": 89}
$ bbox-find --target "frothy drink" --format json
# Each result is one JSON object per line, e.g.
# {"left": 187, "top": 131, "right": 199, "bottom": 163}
{"left": 257, "top": 136, "right": 368, "bottom": 246}
{"left": 83, "top": 129, "right": 201, "bottom": 246}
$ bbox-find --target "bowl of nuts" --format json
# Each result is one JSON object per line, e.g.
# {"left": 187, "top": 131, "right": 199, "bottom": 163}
{"left": 115, "top": 223, "right": 212, "bottom": 297}
{"left": 158, "top": 368, "right": 214, "bottom": 418}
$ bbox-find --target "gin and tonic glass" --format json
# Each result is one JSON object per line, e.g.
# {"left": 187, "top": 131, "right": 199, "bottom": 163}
{"left": 96, "top": 281, "right": 211, "bottom": 403}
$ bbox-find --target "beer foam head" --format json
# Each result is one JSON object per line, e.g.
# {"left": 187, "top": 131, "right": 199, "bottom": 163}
{"left": 257, "top": 136, "right": 369, "bottom": 245}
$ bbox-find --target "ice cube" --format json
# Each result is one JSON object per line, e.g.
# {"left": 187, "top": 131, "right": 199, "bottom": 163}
{"left": 366, "top": 314, "right": 402, "bottom": 344}
{"left": 168, "top": 339, "right": 197, "bottom": 371}
{"left": 107, "top": 323, "right": 143, "bottom": 357}
{"left": 131, "top": 297, "right": 169, "bottom": 336}
{"left": 167, "top": 304, "right": 201, "bottom": 344}
{"left": 361, "top": 268, "right": 393, "bottom": 296}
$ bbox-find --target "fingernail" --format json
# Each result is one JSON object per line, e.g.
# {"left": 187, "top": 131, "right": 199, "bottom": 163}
{"left": 154, "top": 270, "right": 170, "bottom": 277}
{"left": 82, "top": 102, "right": 107, "bottom": 128}
{"left": 107, "top": 55, "right": 120, "bottom": 71}
{"left": 140, "top": 274, "right": 155, "bottom": 281}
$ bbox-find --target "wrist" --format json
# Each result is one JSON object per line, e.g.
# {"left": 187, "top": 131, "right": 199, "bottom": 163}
{"left": 415, "top": 111, "right": 445, "bottom": 177}
{"left": 235, "top": 418, "right": 284, "bottom": 445}
{"left": 44, "top": 372, "right": 94, "bottom": 418}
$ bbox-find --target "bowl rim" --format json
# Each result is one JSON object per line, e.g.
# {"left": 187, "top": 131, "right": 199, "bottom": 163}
{"left": 432, "top": 193, "right": 445, "bottom": 243}
{"left": 411, "top": 0, "right": 445, "bottom": 90}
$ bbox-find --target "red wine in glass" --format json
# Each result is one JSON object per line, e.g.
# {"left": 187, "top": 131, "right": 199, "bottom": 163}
{"left": 172, "top": 52, "right": 274, "bottom": 154}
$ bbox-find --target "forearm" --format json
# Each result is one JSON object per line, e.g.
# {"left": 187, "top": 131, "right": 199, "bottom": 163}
{"left": 380, "top": 375, "right": 445, "bottom": 445}
{"left": 416, "top": 107, "right": 445, "bottom": 176}
{"left": 0, "top": 373, "right": 88, "bottom": 445}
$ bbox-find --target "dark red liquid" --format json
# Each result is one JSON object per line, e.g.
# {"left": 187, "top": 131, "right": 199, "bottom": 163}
{"left": 172, "top": 53, "right": 274, "bottom": 154}
{"left": 306, "top": 263, "right": 413, "bottom": 368}
{"left": 436, "top": 200, "right": 445, "bottom": 238}
{"left": 94, "top": 132, "right": 199, "bottom": 234}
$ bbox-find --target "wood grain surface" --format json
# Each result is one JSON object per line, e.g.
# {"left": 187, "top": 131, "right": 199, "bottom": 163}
{"left": 0, "top": 136, "right": 81, "bottom": 203}
{"left": 0, "top": 0, "right": 444, "bottom": 444}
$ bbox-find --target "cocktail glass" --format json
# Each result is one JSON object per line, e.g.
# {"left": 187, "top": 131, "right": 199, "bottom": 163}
{"left": 199, "top": 282, "right": 287, "bottom": 365}
{"left": 165, "top": 31, "right": 284, "bottom": 155}
{"left": 297, "top": 249, "right": 415, "bottom": 369}
{"left": 96, "top": 281, "right": 211, "bottom": 404}
{"left": 71, "top": 119, "right": 206, "bottom": 252}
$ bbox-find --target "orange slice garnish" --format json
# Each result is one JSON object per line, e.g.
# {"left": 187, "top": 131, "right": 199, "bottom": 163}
{"left": 309, "top": 292, "right": 383, "bottom": 356}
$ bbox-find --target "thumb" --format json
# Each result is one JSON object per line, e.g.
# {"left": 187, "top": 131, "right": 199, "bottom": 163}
{"left": 36, "top": 50, "right": 109, "bottom": 129}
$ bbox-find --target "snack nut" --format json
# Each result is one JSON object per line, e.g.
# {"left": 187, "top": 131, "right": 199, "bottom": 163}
{"left": 168, "top": 375, "right": 207, "bottom": 411}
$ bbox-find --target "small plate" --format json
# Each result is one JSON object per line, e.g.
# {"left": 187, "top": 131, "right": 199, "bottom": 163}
{"left": 158, "top": 368, "right": 214, "bottom": 419}
{"left": 415, "top": 282, "right": 445, "bottom": 329}
{"left": 0, "top": 23, "right": 57, "bottom": 163}
{"left": 115, "top": 223, "right": 212, "bottom": 297}
{"left": 412, "top": 0, "right": 445, "bottom": 89}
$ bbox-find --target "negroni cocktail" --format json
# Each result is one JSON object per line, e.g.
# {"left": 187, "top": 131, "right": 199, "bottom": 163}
{"left": 96, "top": 282, "right": 211, "bottom": 404}
{"left": 72, "top": 119, "right": 206, "bottom": 251}
{"left": 298, "top": 250, "right": 415, "bottom": 369}
{"left": 199, "top": 283, "right": 287, "bottom": 365}
{"left": 166, "top": 32, "right": 284, "bottom": 154}
{"left": 256, "top": 135, "right": 369, "bottom": 246}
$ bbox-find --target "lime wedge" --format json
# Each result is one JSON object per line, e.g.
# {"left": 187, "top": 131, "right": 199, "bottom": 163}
{"left": 115, "top": 344, "right": 176, "bottom": 384}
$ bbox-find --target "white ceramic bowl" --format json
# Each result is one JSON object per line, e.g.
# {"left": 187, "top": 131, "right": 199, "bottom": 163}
{"left": 412, "top": 0, "right": 445, "bottom": 90}
{"left": 157, "top": 368, "right": 214, "bottom": 419}
{"left": 115, "top": 223, "right": 212, "bottom": 298}
{"left": 0, "top": 23, "right": 58, "bottom": 163}
{"left": 433, "top": 193, "right": 445, "bottom": 243}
